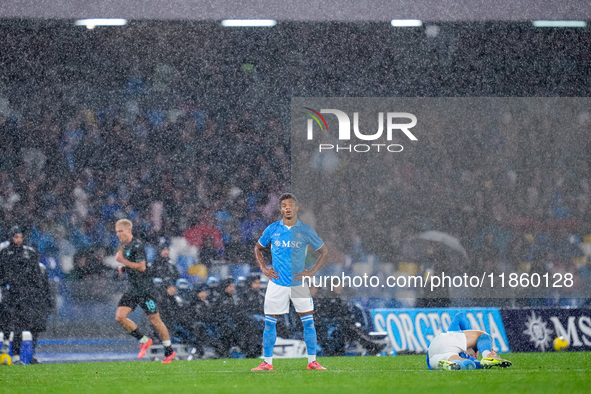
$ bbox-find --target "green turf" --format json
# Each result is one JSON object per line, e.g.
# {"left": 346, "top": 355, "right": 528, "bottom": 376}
{"left": 0, "top": 353, "right": 589, "bottom": 393}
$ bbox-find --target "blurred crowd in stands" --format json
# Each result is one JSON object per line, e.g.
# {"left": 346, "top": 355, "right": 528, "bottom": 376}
{"left": 298, "top": 104, "right": 591, "bottom": 306}
{"left": 0, "top": 106, "right": 289, "bottom": 277}
{"left": 0, "top": 21, "right": 589, "bottom": 310}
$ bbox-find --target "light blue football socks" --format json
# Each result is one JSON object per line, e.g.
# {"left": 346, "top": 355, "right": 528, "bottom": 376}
{"left": 301, "top": 314, "right": 317, "bottom": 364}
{"left": 263, "top": 315, "right": 278, "bottom": 365}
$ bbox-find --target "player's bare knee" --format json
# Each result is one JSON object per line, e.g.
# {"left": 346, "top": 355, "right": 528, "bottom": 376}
{"left": 115, "top": 311, "right": 127, "bottom": 324}
{"left": 115, "top": 313, "right": 127, "bottom": 324}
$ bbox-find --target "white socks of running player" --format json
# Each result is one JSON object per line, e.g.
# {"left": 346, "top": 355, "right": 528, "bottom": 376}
{"left": 139, "top": 336, "right": 170, "bottom": 347}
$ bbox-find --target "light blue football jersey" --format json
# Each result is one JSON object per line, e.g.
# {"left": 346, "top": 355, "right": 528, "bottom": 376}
{"left": 258, "top": 219, "right": 323, "bottom": 286}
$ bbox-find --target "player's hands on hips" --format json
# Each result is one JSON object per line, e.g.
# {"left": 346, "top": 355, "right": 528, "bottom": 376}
{"left": 295, "top": 269, "right": 315, "bottom": 282}
{"left": 262, "top": 266, "right": 279, "bottom": 280}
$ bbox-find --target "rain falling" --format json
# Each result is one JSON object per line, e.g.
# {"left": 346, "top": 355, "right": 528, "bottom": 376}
{"left": 0, "top": 6, "right": 589, "bottom": 392}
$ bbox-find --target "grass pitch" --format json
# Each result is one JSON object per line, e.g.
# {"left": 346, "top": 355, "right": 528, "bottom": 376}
{"left": 0, "top": 353, "right": 589, "bottom": 393}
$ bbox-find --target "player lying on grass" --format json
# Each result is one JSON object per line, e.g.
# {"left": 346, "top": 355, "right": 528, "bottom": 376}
{"left": 427, "top": 313, "right": 512, "bottom": 371}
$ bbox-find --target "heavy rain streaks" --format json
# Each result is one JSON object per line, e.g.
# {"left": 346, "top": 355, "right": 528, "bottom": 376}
{"left": 0, "top": 16, "right": 588, "bottom": 367}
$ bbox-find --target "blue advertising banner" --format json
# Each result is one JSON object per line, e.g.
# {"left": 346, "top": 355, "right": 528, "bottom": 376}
{"left": 370, "top": 307, "right": 510, "bottom": 353}
{"left": 500, "top": 308, "right": 591, "bottom": 352}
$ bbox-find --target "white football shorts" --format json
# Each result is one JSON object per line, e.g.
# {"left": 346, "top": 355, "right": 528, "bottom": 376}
{"left": 264, "top": 280, "right": 314, "bottom": 315}
{"left": 427, "top": 331, "right": 467, "bottom": 370}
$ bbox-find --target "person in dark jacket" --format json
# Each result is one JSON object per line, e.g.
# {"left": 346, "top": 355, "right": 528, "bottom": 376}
{"left": 237, "top": 274, "right": 264, "bottom": 358}
{"left": 179, "top": 283, "right": 217, "bottom": 358}
{"left": 0, "top": 226, "right": 54, "bottom": 364}
{"left": 212, "top": 278, "right": 243, "bottom": 358}
{"left": 148, "top": 238, "right": 180, "bottom": 329}
{"left": 314, "top": 285, "right": 385, "bottom": 356}
{"left": 240, "top": 273, "right": 265, "bottom": 315}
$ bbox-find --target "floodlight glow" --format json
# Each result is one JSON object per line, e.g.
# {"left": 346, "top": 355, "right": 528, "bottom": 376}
{"left": 221, "top": 19, "right": 277, "bottom": 27}
{"left": 532, "top": 20, "right": 586, "bottom": 27}
{"left": 75, "top": 19, "right": 128, "bottom": 29}
{"left": 391, "top": 19, "right": 423, "bottom": 27}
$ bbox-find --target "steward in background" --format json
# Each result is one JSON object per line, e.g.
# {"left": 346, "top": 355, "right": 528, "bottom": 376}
{"left": 0, "top": 226, "right": 54, "bottom": 364}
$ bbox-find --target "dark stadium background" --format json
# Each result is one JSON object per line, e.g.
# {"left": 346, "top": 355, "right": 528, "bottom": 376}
{"left": 0, "top": 1, "right": 589, "bottom": 360}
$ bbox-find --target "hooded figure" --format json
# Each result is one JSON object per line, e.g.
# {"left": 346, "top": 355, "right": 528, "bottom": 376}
{"left": 241, "top": 273, "right": 264, "bottom": 314}
{"left": 0, "top": 226, "right": 54, "bottom": 364}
